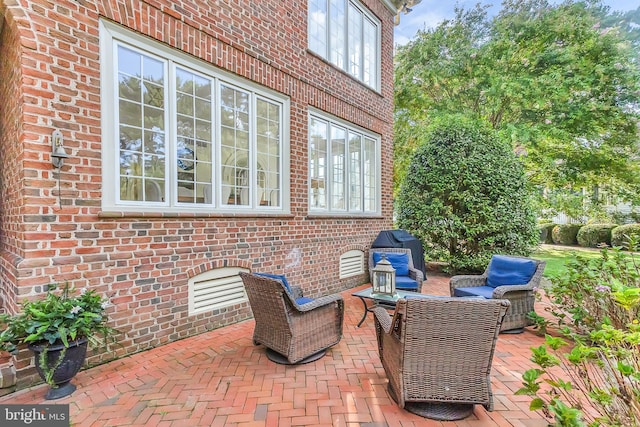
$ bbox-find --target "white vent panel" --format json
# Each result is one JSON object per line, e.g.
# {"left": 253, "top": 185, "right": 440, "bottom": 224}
{"left": 339, "top": 250, "right": 364, "bottom": 278}
{"left": 188, "top": 267, "right": 249, "bottom": 315}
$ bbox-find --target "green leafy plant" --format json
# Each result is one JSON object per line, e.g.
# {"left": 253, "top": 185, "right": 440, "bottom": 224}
{"left": 551, "top": 224, "right": 583, "bottom": 246}
{"left": 0, "top": 283, "right": 118, "bottom": 385}
{"left": 519, "top": 247, "right": 640, "bottom": 426}
{"left": 396, "top": 115, "right": 538, "bottom": 273}
{"left": 576, "top": 224, "right": 617, "bottom": 248}
{"left": 611, "top": 225, "right": 640, "bottom": 250}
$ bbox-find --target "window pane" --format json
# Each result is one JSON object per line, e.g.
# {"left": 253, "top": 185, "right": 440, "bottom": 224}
{"left": 220, "top": 84, "right": 250, "bottom": 206}
{"left": 347, "top": 4, "right": 362, "bottom": 80}
{"left": 117, "top": 45, "right": 166, "bottom": 202}
{"left": 309, "top": 115, "right": 378, "bottom": 214}
{"left": 176, "top": 67, "right": 213, "bottom": 205}
{"left": 330, "top": 0, "right": 346, "bottom": 69}
{"left": 364, "top": 137, "right": 376, "bottom": 211}
{"left": 109, "top": 34, "right": 286, "bottom": 212}
{"left": 307, "top": 0, "right": 379, "bottom": 89}
{"left": 330, "top": 125, "right": 346, "bottom": 210}
{"left": 309, "top": 118, "right": 328, "bottom": 209}
{"left": 349, "top": 132, "right": 362, "bottom": 211}
{"left": 363, "top": 17, "right": 377, "bottom": 88}
{"left": 256, "top": 98, "right": 281, "bottom": 207}
{"left": 308, "top": 0, "right": 328, "bottom": 58}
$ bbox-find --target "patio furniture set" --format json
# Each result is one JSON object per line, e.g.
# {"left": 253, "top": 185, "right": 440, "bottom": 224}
{"left": 239, "top": 249, "right": 546, "bottom": 421}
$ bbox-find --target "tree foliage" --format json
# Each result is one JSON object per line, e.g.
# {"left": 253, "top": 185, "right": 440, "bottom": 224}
{"left": 396, "top": 116, "right": 539, "bottom": 273}
{"left": 394, "top": 0, "right": 640, "bottom": 205}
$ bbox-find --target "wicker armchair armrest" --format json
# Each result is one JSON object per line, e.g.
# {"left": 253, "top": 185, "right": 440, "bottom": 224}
{"left": 449, "top": 274, "right": 487, "bottom": 294}
{"left": 492, "top": 284, "right": 534, "bottom": 298}
{"left": 372, "top": 306, "right": 392, "bottom": 333}
{"left": 289, "top": 285, "right": 304, "bottom": 299}
{"left": 294, "top": 293, "right": 344, "bottom": 312}
{"left": 408, "top": 268, "right": 424, "bottom": 284}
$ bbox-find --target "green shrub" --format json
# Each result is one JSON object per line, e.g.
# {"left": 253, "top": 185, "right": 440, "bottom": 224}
{"left": 520, "top": 248, "right": 640, "bottom": 426}
{"left": 611, "top": 223, "right": 640, "bottom": 249}
{"left": 551, "top": 224, "right": 582, "bottom": 245}
{"left": 537, "top": 223, "right": 556, "bottom": 244}
{"left": 396, "top": 115, "right": 538, "bottom": 273}
{"left": 576, "top": 223, "right": 617, "bottom": 248}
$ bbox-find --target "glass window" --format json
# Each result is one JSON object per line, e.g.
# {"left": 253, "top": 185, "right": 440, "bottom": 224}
{"left": 308, "top": 0, "right": 380, "bottom": 90}
{"left": 103, "top": 23, "right": 288, "bottom": 213}
{"left": 118, "top": 46, "right": 167, "bottom": 203}
{"left": 308, "top": 0, "right": 328, "bottom": 58}
{"left": 309, "top": 118, "right": 328, "bottom": 209}
{"left": 331, "top": 125, "right": 346, "bottom": 210}
{"left": 309, "top": 113, "right": 378, "bottom": 214}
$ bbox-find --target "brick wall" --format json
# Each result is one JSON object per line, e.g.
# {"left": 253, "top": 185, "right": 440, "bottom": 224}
{"left": 0, "top": 2, "right": 28, "bottom": 317}
{"left": 0, "top": 0, "right": 395, "bottom": 388}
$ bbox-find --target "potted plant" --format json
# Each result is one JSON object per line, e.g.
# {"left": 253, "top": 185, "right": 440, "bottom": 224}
{"left": 0, "top": 283, "right": 117, "bottom": 399}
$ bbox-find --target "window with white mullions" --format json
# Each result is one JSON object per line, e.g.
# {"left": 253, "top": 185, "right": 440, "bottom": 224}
{"left": 102, "top": 21, "right": 289, "bottom": 213}
{"left": 220, "top": 84, "right": 250, "bottom": 206}
{"left": 256, "top": 98, "right": 281, "bottom": 207}
{"left": 309, "top": 118, "right": 328, "bottom": 209}
{"left": 309, "top": 112, "right": 379, "bottom": 215}
{"left": 117, "top": 46, "right": 167, "bottom": 203}
{"left": 308, "top": 0, "right": 380, "bottom": 90}
{"left": 175, "top": 67, "right": 213, "bottom": 205}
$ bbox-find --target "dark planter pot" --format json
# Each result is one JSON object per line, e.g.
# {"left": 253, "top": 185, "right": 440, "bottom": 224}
{"left": 28, "top": 337, "right": 88, "bottom": 400}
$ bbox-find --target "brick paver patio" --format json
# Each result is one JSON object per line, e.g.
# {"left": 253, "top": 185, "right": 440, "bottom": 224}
{"left": 0, "top": 273, "right": 549, "bottom": 426}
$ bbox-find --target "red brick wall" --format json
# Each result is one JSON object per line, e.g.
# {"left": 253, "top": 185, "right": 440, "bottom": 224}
{"left": 0, "top": 0, "right": 395, "bottom": 388}
{"left": 0, "top": 3, "right": 28, "bottom": 316}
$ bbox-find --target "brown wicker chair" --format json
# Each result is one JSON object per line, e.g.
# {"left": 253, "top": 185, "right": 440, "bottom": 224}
{"left": 369, "top": 247, "right": 424, "bottom": 291}
{"left": 239, "top": 272, "right": 344, "bottom": 364}
{"left": 373, "top": 297, "right": 510, "bottom": 420}
{"left": 449, "top": 255, "right": 546, "bottom": 333}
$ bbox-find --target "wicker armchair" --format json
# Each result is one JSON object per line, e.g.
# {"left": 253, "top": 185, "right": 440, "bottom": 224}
{"left": 369, "top": 248, "right": 424, "bottom": 291}
{"left": 239, "top": 272, "right": 344, "bottom": 364}
{"left": 449, "top": 255, "right": 546, "bottom": 333}
{"left": 373, "top": 297, "right": 510, "bottom": 420}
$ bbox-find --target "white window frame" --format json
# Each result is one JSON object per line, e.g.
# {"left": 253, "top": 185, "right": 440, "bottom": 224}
{"left": 100, "top": 20, "right": 291, "bottom": 214}
{"left": 308, "top": 110, "right": 380, "bottom": 215}
{"left": 308, "top": 0, "right": 381, "bottom": 90}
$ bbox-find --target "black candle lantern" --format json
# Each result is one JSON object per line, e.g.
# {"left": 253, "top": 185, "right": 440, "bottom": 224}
{"left": 372, "top": 254, "right": 396, "bottom": 295}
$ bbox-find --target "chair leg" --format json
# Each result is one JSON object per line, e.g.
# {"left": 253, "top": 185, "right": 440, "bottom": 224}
{"left": 501, "top": 327, "right": 524, "bottom": 334}
{"left": 265, "top": 348, "right": 326, "bottom": 365}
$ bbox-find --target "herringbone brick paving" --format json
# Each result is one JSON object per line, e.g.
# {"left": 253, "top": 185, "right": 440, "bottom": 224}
{"left": 0, "top": 273, "right": 549, "bottom": 426}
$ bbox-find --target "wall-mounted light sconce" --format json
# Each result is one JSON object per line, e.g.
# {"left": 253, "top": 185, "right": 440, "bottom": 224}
{"left": 51, "top": 129, "right": 69, "bottom": 168}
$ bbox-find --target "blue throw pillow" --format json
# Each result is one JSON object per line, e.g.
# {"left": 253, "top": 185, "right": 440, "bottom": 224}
{"left": 372, "top": 252, "right": 410, "bottom": 276}
{"left": 254, "top": 272, "right": 292, "bottom": 293}
{"left": 486, "top": 255, "right": 537, "bottom": 288}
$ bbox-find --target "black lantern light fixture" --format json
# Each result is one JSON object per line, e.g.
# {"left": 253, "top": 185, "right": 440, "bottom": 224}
{"left": 372, "top": 254, "right": 396, "bottom": 296}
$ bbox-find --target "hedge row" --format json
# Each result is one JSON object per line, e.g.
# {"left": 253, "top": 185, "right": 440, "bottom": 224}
{"left": 537, "top": 222, "right": 640, "bottom": 250}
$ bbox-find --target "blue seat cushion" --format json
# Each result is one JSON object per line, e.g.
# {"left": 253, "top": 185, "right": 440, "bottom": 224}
{"left": 395, "top": 275, "right": 418, "bottom": 290}
{"left": 453, "top": 286, "right": 494, "bottom": 299}
{"left": 254, "top": 272, "right": 292, "bottom": 293}
{"left": 486, "top": 255, "right": 537, "bottom": 288}
{"left": 372, "top": 252, "right": 410, "bottom": 276}
{"left": 295, "top": 297, "right": 314, "bottom": 305}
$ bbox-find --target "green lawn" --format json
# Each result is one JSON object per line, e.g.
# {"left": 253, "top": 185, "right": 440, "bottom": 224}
{"left": 532, "top": 246, "right": 602, "bottom": 278}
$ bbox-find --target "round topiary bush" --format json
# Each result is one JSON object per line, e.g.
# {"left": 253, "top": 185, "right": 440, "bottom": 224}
{"left": 551, "top": 224, "right": 583, "bottom": 245}
{"left": 537, "top": 223, "right": 556, "bottom": 244}
{"left": 396, "top": 115, "right": 538, "bottom": 273}
{"left": 576, "top": 223, "right": 617, "bottom": 248}
{"left": 611, "top": 223, "right": 640, "bottom": 250}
